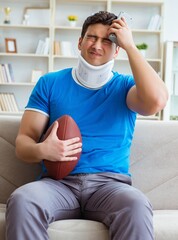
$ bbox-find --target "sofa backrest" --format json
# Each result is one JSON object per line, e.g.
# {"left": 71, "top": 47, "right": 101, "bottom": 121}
{"left": 130, "top": 120, "right": 178, "bottom": 210}
{"left": 0, "top": 116, "right": 178, "bottom": 210}
{"left": 0, "top": 116, "right": 41, "bottom": 204}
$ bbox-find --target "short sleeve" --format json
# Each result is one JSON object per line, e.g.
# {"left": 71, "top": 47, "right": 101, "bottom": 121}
{"left": 25, "top": 76, "right": 50, "bottom": 116}
{"left": 125, "top": 75, "right": 135, "bottom": 94}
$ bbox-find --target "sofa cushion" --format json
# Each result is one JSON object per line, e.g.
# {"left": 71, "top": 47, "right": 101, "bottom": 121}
{"left": 154, "top": 210, "right": 178, "bottom": 240}
{"left": 130, "top": 120, "right": 178, "bottom": 210}
{"left": 0, "top": 203, "right": 109, "bottom": 240}
{"left": 48, "top": 219, "right": 109, "bottom": 240}
{"left": 1, "top": 203, "right": 178, "bottom": 240}
{"left": 0, "top": 116, "right": 41, "bottom": 204}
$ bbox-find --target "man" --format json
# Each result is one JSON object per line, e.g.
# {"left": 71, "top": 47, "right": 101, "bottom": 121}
{"left": 6, "top": 11, "right": 168, "bottom": 240}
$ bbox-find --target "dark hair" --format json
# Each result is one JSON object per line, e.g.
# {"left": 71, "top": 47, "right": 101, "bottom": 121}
{"left": 81, "top": 11, "right": 117, "bottom": 38}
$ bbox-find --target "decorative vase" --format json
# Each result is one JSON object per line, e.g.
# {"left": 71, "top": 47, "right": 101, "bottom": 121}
{"left": 140, "top": 49, "right": 146, "bottom": 57}
{"left": 69, "top": 21, "right": 77, "bottom": 27}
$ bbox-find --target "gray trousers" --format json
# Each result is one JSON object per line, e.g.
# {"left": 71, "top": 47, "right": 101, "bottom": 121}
{"left": 6, "top": 173, "right": 154, "bottom": 240}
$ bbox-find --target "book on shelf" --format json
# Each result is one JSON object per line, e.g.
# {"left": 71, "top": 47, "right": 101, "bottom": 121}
{"left": 43, "top": 38, "right": 50, "bottom": 55}
{"left": 60, "top": 41, "right": 73, "bottom": 56}
{"left": 35, "top": 38, "right": 50, "bottom": 55}
{"left": 147, "top": 14, "right": 162, "bottom": 30}
{"left": 54, "top": 41, "right": 79, "bottom": 57}
{"left": 0, "top": 65, "right": 8, "bottom": 83}
{"left": 54, "top": 41, "right": 61, "bottom": 55}
{"left": 0, "top": 94, "right": 6, "bottom": 111}
{"left": 0, "top": 93, "right": 19, "bottom": 112}
{"left": 0, "top": 65, "right": 4, "bottom": 83}
{"left": 7, "top": 63, "right": 15, "bottom": 82}
{"left": 0, "top": 63, "right": 14, "bottom": 83}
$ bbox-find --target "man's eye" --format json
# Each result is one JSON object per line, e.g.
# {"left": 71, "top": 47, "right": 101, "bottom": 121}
{"left": 103, "top": 39, "right": 112, "bottom": 45}
{"left": 86, "top": 36, "right": 96, "bottom": 42}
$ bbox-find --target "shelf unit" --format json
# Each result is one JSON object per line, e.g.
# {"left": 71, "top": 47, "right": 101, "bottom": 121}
{"left": 0, "top": 0, "right": 164, "bottom": 119}
{"left": 163, "top": 41, "right": 178, "bottom": 121}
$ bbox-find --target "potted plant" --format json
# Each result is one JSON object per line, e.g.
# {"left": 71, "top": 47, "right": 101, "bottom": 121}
{"left": 136, "top": 43, "right": 148, "bottom": 57}
{"left": 67, "top": 15, "right": 78, "bottom": 27}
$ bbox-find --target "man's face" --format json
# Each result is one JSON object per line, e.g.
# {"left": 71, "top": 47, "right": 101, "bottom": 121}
{"left": 78, "top": 23, "right": 119, "bottom": 66}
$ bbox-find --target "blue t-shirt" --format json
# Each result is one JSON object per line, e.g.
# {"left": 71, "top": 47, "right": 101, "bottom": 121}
{"left": 26, "top": 68, "right": 136, "bottom": 176}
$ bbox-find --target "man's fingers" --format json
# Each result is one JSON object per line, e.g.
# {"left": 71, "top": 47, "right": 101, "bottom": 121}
{"left": 64, "top": 137, "right": 81, "bottom": 145}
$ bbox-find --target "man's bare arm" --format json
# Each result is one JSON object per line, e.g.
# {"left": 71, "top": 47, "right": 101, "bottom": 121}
{"left": 126, "top": 45, "right": 168, "bottom": 116}
{"left": 15, "top": 111, "right": 82, "bottom": 163}
{"left": 15, "top": 110, "right": 49, "bottom": 163}
{"left": 108, "top": 17, "right": 168, "bottom": 116}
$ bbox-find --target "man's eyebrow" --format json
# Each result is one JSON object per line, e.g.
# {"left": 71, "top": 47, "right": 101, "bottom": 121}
{"left": 86, "top": 34, "right": 97, "bottom": 37}
{"left": 86, "top": 34, "right": 111, "bottom": 41}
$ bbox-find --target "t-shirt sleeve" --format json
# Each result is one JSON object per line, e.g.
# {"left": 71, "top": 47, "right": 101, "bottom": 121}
{"left": 125, "top": 75, "right": 135, "bottom": 94}
{"left": 25, "top": 76, "right": 50, "bottom": 116}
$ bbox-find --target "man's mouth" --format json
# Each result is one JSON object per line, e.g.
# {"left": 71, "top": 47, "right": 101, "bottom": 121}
{"left": 90, "top": 51, "right": 102, "bottom": 57}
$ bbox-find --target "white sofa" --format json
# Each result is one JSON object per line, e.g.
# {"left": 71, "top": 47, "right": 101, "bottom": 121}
{"left": 0, "top": 115, "right": 178, "bottom": 240}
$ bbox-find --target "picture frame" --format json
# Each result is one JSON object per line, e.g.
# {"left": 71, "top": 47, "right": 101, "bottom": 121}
{"left": 5, "top": 38, "right": 17, "bottom": 53}
{"left": 31, "top": 70, "right": 43, "bottom": 83}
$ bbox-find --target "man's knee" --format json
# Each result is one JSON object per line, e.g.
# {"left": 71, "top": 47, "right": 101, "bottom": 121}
{"left": 6, "top": 184, "right": 37, "bottom": 218}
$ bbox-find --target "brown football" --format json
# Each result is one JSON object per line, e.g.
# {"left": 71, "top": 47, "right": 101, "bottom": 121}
{"left": 42, "top": 115, "right": 82, "bottom": 180}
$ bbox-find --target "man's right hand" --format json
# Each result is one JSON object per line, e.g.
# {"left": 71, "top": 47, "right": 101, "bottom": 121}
{"left": 15, "top": 111, "right": 82, "bottom": 163}
{"left": 41, "top": 120, "right": 82, "bottom": 162}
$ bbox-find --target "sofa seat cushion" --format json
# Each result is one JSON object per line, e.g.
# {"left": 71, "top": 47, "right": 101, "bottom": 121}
{"left": 1, "top": 203, "right": 178, "bottom": 240}
{"left": 0, "top": 204, "right": 109, "bottom": 240}
{"left": 154, "top": 210, "right": 178, "bottom": 240}
{"left": 48, "top": 219, "right": 109, "bottom": 240}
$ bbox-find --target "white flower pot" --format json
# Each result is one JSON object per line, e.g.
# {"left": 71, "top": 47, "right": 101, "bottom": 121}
{"left": 69, "top": 21, "right": 77, "bottom": 27}
{"left": 140, "top": 49, "right": 146, "bottom": 57}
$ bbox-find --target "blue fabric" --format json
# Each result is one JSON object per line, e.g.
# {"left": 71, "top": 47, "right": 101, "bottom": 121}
{"left": 26, "top": 68, "right": 137, "bottom": 176}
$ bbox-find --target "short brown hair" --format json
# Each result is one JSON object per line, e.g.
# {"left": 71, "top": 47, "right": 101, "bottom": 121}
{"left": 81, "top": 11, "right": 117, "bottom": 38}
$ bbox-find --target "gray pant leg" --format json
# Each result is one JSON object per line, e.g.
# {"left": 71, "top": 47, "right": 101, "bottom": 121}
{"left": 6, "top": 173, "right": 154, "bottom": 240}
{"left": 6, "top": 178, "right": 81, "bottom": 240}
{"left": 82, "top": 173, "right": 154, "bottom": 240}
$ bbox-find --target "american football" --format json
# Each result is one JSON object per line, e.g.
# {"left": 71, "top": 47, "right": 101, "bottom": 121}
{"left": 42, "top": 115, "right": 82, "bottom": 180}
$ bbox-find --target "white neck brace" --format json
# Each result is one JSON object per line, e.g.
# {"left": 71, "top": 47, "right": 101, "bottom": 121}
{"left": 74, "top": 54, "right": 114, "bottom": 89}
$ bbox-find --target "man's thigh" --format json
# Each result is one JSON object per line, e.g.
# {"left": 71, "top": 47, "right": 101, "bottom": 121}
{"left": 83, "top": 175, "right": 151, "bottom": 224}
{"left": 8, "top": 177, "right": 81, "bottom": 222}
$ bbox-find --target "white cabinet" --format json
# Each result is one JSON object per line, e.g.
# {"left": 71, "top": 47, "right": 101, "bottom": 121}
{"left": 0, "top": 0, "right": 164, "bottom": 118}
{"left": 163, "top": 41, "right": 178, "bottom": 121}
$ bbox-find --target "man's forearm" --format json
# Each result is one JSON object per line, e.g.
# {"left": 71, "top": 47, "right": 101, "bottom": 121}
{"left": 15, "top": 135, "right": 44, "bottom": 163}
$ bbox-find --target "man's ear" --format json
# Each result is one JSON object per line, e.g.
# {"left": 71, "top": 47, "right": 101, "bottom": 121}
{"left": 78, "top": 37, "right": 83, "bottom": 50}
{"left": 113, "top": 46, "right": 120, "bottom": 59}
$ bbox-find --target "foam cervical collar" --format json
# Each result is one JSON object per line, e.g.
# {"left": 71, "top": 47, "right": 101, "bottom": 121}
{"left": 74, "top": 54, "right": 114, "bottom": 89}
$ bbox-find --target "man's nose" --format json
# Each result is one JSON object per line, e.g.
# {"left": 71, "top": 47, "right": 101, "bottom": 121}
{"left": 92, "top": 38, "right": 103, "bottom": 49}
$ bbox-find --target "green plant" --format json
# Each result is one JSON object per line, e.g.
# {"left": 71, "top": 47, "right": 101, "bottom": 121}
{"left": 67, "top": 15, "right": 78, "bottom": 21}
{"left": 136, "top": 43, "right": 148, "bottom": 50}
